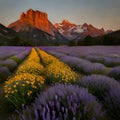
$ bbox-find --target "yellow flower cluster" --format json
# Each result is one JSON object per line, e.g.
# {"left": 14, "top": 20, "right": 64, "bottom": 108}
{"left": 39, "top": 50, "right": 57, "bottom": 66}
{"left": 16, "top": 48, "right": 44, "bottom": 75}
{"left": 26, "top": 48, "right": 40, "bottom": 63}
{"left": 4, "top": 73, "right": 44, "bottom": 98}
{"left": 4, "top": 48, "right": 45, "bottom": 108}
{"left": 16, "top": 62, "right": 44, "bottom": 75}
{"left": 38, "top": 49, "right": 78, "bottom": 83}
{"left": 46, "top": 61, "right": 77, "bottom": 83}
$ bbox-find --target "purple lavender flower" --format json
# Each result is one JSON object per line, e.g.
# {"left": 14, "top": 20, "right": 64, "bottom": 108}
{"left": 9, "top": 50, "right": 30, "bottom": 64}
{"left": 15, "top": 49, "right": 30, "bottom": 60}
{"left": 0, "top": 47, "right": 31, "bottom": 71}
{"left": 104, "top": 85, "right": 120, "bottom": 119}
{"left": 47, "top": 51, "right": 107, "bottom": 75}
{"left": 85, "top": 54, "right": 105, "bottom": 63}
{"left": 41, "top": 46, "right": 120, "bottom": 59}
{"left": 59, "top": 56, "right": 84, "bottom": 69}
{"left": 2, "top": 59, "right": 17, "bottom": 72}
{"left": 0, "top": 46, "right": 31, "bottom": 60}
{"left": 104, "top": 57, "right": 120, "bottom": 67}
{"left": 9, "top": 84, "right": 105, "bottom": 120}
{"left": 109, "top": 66, "right": 120, "bottom": 80}
{"left": 82, "top": 63, "right": 106, "bottom": 74}
{"left": 77, "top": 74, "right": 120, "bottom": 100}
{"left": 48, "top": 51, "right": 66, "bottom": 59}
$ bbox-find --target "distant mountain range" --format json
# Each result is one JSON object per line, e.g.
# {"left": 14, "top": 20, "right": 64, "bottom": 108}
{"left": 54, "top": 20, "right": 112, "bottom": 40}
{"left": 0, "top": 9, "right": 119, "bottom": 46}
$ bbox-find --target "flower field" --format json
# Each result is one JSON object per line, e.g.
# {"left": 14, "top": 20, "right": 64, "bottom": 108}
{"left": 0, "top": 46, "right": 120, "bottom": 120}
{"left": 0, "top": 47, "right": 31, "bottom": 82}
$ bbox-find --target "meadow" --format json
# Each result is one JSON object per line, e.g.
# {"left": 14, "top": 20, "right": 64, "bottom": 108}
{"left": 0, "top": 46, "right": 120, "bottom": 120}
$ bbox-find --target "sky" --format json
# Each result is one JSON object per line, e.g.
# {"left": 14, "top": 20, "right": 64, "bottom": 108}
{"left": 0, "top": 0, "right": 120, "bottom": 31}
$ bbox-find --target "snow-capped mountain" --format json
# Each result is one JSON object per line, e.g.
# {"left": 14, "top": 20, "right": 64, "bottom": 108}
{"left": 54, "top": 20, "right": 110, "bottom": 40}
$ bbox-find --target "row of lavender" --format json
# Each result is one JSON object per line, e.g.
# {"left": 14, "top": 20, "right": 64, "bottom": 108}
{"left": 42, "top": 46, "right": 120, "bottom": 67}
{"left": 41, "top": 46, "right": 120, "bottom": 57}
{"left": 0, "top": 47, "right": 31, "bottom": 82}
{"left": 42, "top": 46, "right": 120, "bottom": 80}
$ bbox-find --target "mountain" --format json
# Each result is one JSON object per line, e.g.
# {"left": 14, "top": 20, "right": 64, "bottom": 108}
{"left": 9, "top": 9, "right": 54, "bottom": 35}
{"left": 0, "top": 23, "right": 17, "bottom": 45}
{"left": 54, "top": 20, "right": 110, "bottom": 40}
{"left": 8, "top": 9, "right": 67, "bottom": 45}
{"left": 0, "top": 9, "right": 116, "bottom": 46}
{"left": 79, "top": 29, "right": 120, "bottom": 46}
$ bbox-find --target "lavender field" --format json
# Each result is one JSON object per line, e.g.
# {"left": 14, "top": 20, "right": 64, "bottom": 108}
{"left": 0, "top": 46, "right": 120, "bottom": 120}
{"left": 0, "top": 47, "right": 31, "bottom": 82}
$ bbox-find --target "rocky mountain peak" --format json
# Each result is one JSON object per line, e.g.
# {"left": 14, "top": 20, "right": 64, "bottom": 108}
{"left": 20, "top": 9, "right": 48, "bottom": 24}
{"left": 62, "top": 20, "right": 74, "bottom": 25}
{"left": 54, "top": 20, "right": 76, "bottom": 32}
{"left": 61, "top": 20, "right": 76, "bottom": 27}
{"left": 9, "top": 9, "right": 54, "bottom": 35}
{"left": 54, "top": 20, "right": 108, "bottom": 39}
{"left": 83, "top": 23, "right": 89, "bottom": 27}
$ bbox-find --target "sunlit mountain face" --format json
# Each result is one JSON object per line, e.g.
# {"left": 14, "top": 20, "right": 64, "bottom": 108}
{"left": 7, "top": 9, "right": 67, "bottom": 45}
{"left": 8, "top": 9, "right": 54, "bottom": 35}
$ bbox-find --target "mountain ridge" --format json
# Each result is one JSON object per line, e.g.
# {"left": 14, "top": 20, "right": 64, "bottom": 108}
{"left": 0, "top": 9, "right": 119, "bottom": 46}
{"left": 54, "top": 20, "right": 112, "bottom": 40}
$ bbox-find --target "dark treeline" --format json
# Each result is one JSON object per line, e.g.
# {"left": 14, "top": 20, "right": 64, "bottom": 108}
{"left": 68, "top": 30, "right": 120, "bottom": 46}
{"left": 1, "top": 30, "right": 120, "bottom": 46}
{"left": 0, "top": 36, "right": 34, "bottom": 46}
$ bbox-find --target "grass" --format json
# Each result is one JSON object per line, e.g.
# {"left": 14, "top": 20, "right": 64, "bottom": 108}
{"left": 10, "top": 56, "right": 21, "bottom": 64}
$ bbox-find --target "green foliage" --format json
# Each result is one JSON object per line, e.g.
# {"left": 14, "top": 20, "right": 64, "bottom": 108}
{"left": 10, "top": 56, "right": 21, "bottom": 64}
{"left": 101, "top": 34, "right": 120, "bottom": 45}
{"left": 77, "top": 35, "right": 93, "bottom": 46}
{"left": 7, "top": 36, "right": 33, "bottom": 46}
{"left": 68, "top": 40, "right": 76, "bottom": 46}
{"left": 84, "top": 35, "right": 93, "bottom": 45}
{"left": 54, "top": 42, "right": 60, "bottom": 46}
{"left": 77, "top": 30, "right": 120, "bottom": 46}
{"left": 77, "top": 39, "right": 84, "bottom": 46}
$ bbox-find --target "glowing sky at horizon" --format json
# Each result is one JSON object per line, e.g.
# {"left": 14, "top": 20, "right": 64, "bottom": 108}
{"left": 0, "top": 0, "right": 120, "bottom": 30}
